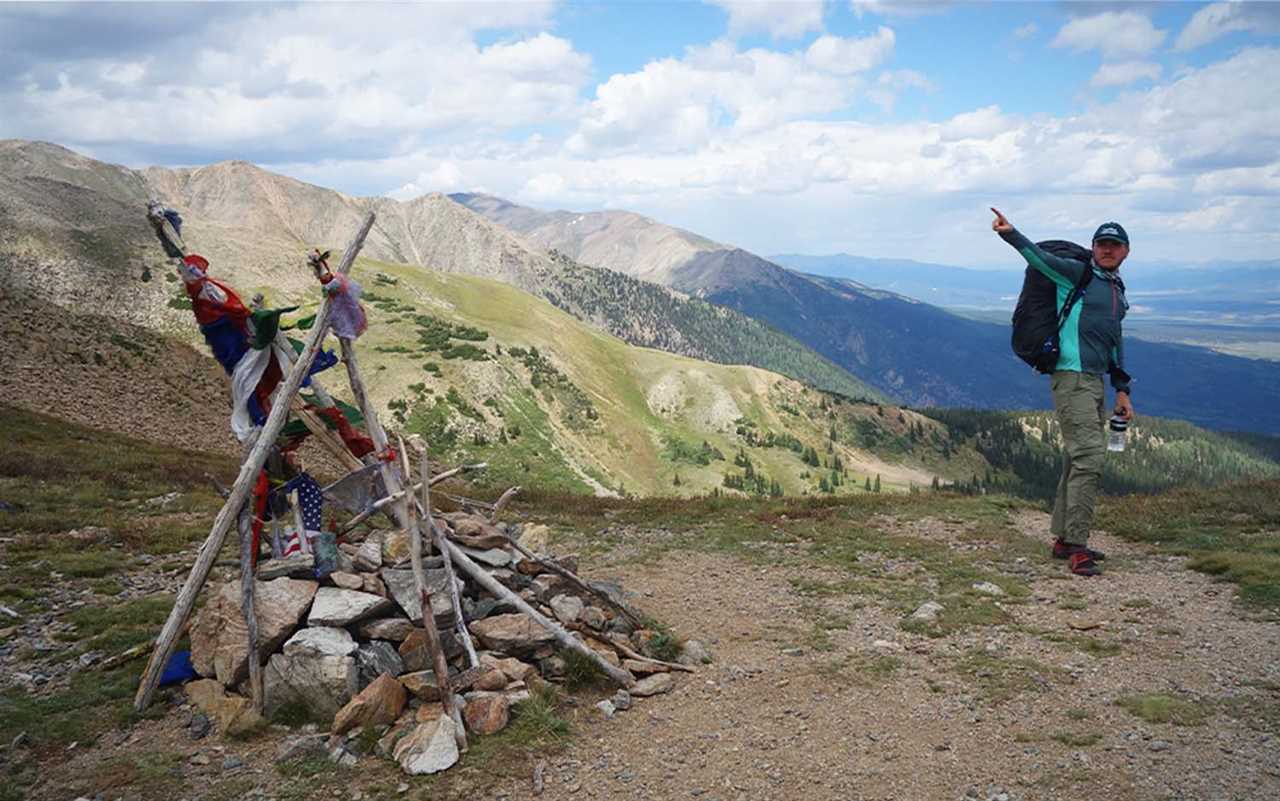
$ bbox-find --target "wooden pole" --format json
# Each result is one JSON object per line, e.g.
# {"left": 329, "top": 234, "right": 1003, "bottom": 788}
{"left": 236, "top": 505, "right": 265, "bottom": 713}
{"left": 420, "top": 447, "right": 479, "bottom": 670}
{"left": 400, "top": 439, "right": 467, "bottom": 751}
{"left": 132, "top": 211, "right": 376, "bottom": 712}
{"left": 489, "top": 486, "right": 521, "bottom": 522}
{"left": 442, "top": 540, "right": 635, "bottom": 688}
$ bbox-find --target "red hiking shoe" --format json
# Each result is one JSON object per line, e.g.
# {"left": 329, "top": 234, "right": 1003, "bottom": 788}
{"left": 1053, "top": 538, "right": 1106, "bottom": 561}
{"left": 1068, "top": 551, "right": 1102, "bottom": 577}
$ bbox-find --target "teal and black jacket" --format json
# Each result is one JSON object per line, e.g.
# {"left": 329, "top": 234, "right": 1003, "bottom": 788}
{"left": 1000, "top": 228, "right": 1132, "bottom": 395}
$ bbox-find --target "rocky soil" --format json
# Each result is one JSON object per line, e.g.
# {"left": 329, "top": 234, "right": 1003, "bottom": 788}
{"left": 5, "top": 504, "right": 1277, "bottom": 801}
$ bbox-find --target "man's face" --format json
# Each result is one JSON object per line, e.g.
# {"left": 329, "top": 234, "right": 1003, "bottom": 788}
{"left": 1092, "top": 239, "right": 1129, "bottom": 271}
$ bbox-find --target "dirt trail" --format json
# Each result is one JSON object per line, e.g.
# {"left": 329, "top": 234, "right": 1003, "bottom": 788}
{"left": 506, "top": 514, "right": 1279, "bottom": 801}
{"left": 15, "top": 510, "right": 1280, "bottom": 801}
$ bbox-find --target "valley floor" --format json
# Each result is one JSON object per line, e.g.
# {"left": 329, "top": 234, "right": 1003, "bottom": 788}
{"left": 1, "top": 413, "right": 1277, "bottom": 801}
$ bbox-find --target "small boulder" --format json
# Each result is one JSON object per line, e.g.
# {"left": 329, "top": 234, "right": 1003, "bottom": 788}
{"left": 353, "top": 616, "right": 415, "bottom": 643}
{"left": 354, "top": 535, "right": 384, "bottom": 572}
{"left": 459, "top": 547, "right": 512, "bottom": 568}
{"left": 911, "top": 601, "right": 946, "bottom": 622}
{"left": 479, "top": 653, "right": 537, "bottom": 684}
{"left": 394, "top": 715, "right": 460, "bottom": 775}
{"left": 355, "top": 641, "right": 405, "bottom": 689}
{"left": 679, "top": 640, "right": 712, "bottom": 666}
{"left": 275, "top": 733, "right": 327, "bottom": 764}
{"left": 332, "top": 673, "right": 407, "bottom": 735}
{"left": 550, "top": 594, "right": 584, "bottom": 625}
{"left": 470, "top": 613, "right": 556, "bottom": 655}
{"left": 517, "top": 523, "right": 550, "bottom": 553}
{"left": 399, "top": 670, "right": 443, "bottom": 702}
{"left": 380, "top": 568, "right": 456, "bottom": 624}
{"left": 530, "top": 574, "right": 566, "bottom": 602}
{"left": 255, "top": 553, "right": 316, "bottom": 580}
{"left": 580, "top": 606, "right": 608, "bottom": 630}
{"left": 463, "top": 693, "right": 510, "bottom": 735}
{"left": 186, "top": 678, "right": 264, "bottom": 737}
{"left": 330, "top": 571, "right": 364, "bottom": 590}
{"left": 474, "top": 668, "right": 509, "bottom": 692}
{"left": 398, "top": 629, "right": 462, "bottom": 673}
{"left": 630, "top": 673, "right": 675, "bottom": 697}
{"left": 972, "top": 581, "right": 1006, "bottom": 597}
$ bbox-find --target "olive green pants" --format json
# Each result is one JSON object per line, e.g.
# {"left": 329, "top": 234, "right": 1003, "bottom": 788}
{"left": 1049, "top": 371, "right": 1106, "bottom": 546}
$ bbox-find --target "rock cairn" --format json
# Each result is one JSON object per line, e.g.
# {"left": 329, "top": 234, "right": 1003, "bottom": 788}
{"left": 186, "top": 513, "right": 700, "bottom": 775}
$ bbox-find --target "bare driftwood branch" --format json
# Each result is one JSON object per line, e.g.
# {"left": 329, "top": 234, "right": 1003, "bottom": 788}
{"left": 237, "top": 504, "right": 265, "bottom": 713}
{"left": 133, "top": 210, "right": 376, "bottom": 712}
{"left": 578, "top": 627, "right": 695, "bottom": 673}
{"left": 420, "top": 446, "right": 479, "bottom": 670}
{"left": 401, "top": 437, "right": 467, "bottom": 752}
{"left": 442, "top": 539, "right": 635, "bottom": 688}
{"left": 505, "top": 536, "right": 646, "bottom": 630}
{"left": 489, "top": 486, "right": 521, "bottom": 522}
{"left": 425, "top": 462, "right": 488, "bottom": 486}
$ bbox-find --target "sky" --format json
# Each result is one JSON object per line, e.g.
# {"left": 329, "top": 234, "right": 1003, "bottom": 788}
{"left": 2, "top": 1, "right": 1279, "bottom": 266}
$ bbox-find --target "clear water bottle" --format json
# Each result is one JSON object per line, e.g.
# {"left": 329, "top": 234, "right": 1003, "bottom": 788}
{"left": 1107, "top": 413, "right": 1128, "bottom": 452}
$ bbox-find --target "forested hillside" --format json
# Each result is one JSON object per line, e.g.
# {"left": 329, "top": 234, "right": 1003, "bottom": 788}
{"left": 925, "top": 408, "right": 1280, "bottom": 500}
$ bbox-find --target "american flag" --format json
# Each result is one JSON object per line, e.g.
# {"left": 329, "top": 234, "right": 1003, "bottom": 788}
{"left": 276, "top": 473, "right": 324, "bottom": 556}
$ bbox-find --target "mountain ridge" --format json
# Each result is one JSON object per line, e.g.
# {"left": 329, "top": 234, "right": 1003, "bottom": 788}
{"left": 453, "top": 192, "right": 1280, "bottom": 434}
{"left": 0, "top": 139, "right": 878, "bottom": 401}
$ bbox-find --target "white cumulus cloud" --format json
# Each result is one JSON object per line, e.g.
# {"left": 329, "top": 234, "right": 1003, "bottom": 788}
{"left": 1090, "top": 61, "right": 1162, "bottom": 88}
{"left": 806, "top": 27, "right": 896, "bottom": 74}
{"left": 570, "top": 29, "right": 897, "bottom": 154}
{"left": 1176, "top": 1, "right": 1280, "bottom": 51}
{"left": 1052, "top": 11, "right": 1168, "bottom": 59}
{"left": 706, "top": 0, "right": 826, "bottom": 39}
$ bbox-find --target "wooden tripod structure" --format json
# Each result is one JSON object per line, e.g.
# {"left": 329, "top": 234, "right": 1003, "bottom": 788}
{"left": 133, "top": 206, "right": 633, "bottom": 747}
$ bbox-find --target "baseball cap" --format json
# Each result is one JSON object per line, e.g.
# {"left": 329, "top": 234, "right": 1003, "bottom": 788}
{"left": 1092, "top": 222, "right": 1129, "bottom": 246}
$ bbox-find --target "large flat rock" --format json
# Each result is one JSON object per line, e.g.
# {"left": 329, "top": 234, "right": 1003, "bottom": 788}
{"left": 469, "top": 613, "right": 556, "bottom": 655}
{"left": 380, "top": 568, "right": 458, "bottom": 624}
{"left": 264, "top": 628, "right": 359, "bottom": 722}
{"left": 306, "top": 587, "right": 393, "bottom": 627}
{"left": 190, "top": 577, "right": 318, "bottom": 687}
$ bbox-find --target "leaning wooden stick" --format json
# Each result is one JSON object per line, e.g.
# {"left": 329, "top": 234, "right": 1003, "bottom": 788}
{"left": 504, "top": 534, "right": 646, "bottom": 630}
{"left": 400, "top": 438, "right": 467, "bottom": 752}
{"left": 236, "top": 504, "right": 265, "bottom": 713}
{"left": 133, "top": 211, "right": 376, "bottom": 712}
{"left": 578, "top": 627, "right": 695, "bottom": 673}
{"left": 442, "top": 540, "right": 635, "bottom": 688}
{"left": 337, "top": 461, "right": 488, "bottom": 535}
{"left": 419, "top": 445, "right": 480, "bottom": 670}
{"left": 489, "top": 485, "right": 521, "bottom": 522}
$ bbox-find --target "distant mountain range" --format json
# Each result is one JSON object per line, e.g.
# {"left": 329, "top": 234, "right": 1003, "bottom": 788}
{"left": 1, "top": 139, "right": 1275, "bottom": 499}
{"left": 454, "top": 194, "right": 1280, "bottom": 434}
{"left": 773, "top": 252, "right": 1280, "bottom": 325}
{"left": 0, "top": 140, "right": 876, "bottom": 402}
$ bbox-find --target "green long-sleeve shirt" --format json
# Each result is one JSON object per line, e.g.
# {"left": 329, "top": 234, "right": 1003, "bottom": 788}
{"left": 1000, "top": 228, "right": 1131, "bottom": 395}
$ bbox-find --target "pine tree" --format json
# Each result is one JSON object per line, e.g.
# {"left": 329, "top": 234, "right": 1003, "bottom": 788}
{"left": 874, "top": 474, "right": 882, "bottom": 493}
{"left": 864, "top": 476, "right": 872, "bottom": 492}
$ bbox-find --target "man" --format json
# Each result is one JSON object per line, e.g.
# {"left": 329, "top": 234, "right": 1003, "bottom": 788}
{"left": 991, "top": 208, "right": 1134, "bottom": 577}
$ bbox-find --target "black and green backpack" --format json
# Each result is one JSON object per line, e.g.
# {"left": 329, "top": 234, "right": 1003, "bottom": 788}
{"left": 1010, "top": 240, "right": 1093, "bottom": 374}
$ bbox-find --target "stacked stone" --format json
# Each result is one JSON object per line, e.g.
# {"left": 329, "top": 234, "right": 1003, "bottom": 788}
{"left": 186, "top": 513, "right": 686, "bottom": 775}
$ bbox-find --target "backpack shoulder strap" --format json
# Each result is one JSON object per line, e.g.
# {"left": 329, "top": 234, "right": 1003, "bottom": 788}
{"left": 1054, "top": 264, "right": 1094, "bottom": 332}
